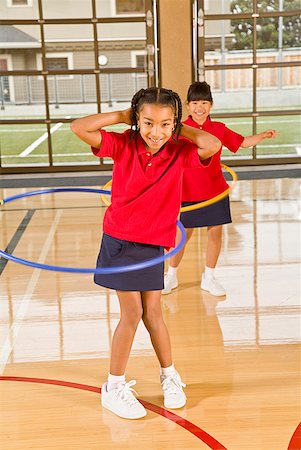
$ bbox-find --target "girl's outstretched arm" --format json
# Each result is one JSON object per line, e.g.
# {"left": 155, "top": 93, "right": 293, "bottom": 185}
{"left": 70, "top": 108, "right": 132, "bottom": 148}
{"left": 181, "top": 124, "right": 221, "bottom": 160}
{"left": 241, "top": 129, "right": 277, "bottom": 148}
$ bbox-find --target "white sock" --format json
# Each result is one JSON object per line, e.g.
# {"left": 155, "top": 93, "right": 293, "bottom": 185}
{"left": 107, "top": 373, "right": 125, "bottom": 391}
{"left": 205, "top": 266, "right": 215, "bottom": 278}
{"left": 160, "top": 363, "right": 176, "bottom": 378}
{"left": 167, "top": 266, "right": 178, "bottom": 277}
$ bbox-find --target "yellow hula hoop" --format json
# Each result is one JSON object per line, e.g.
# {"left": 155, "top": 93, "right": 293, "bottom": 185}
{"left": 100, "top": 164, "right": 238, "bottom": 212}
{"left": 180, "top": 164, "right": 238, "bottom": 212}
{"left": 101, "top": 179, "right": 112, "bottom": 206}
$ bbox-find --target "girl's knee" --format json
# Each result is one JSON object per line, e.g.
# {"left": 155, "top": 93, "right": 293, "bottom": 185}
{"left": 121, "top": 305, "right": 143, "bottom": 327}
{"left": 142, "top": 309, "right": 164, "bottom": 331}
{"left": 208, "top": 225, "right": 222, "bottom": 239}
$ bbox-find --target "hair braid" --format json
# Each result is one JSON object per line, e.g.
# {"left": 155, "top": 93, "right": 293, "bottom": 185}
{"left": 170, "top": 90, "right": 183, "bottom": 138}
{"left": 130, "top": 88, "right": 146, "bottom": 135}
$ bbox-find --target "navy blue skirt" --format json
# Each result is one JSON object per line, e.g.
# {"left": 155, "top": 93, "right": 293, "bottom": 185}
{"left": 180, "top": 196, "right": 232, "bottom": 228}
{"left": 94, "top": 233, "right": 164, "bottom": 291}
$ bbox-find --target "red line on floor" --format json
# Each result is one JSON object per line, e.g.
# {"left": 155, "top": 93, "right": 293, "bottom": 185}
{"left": 288, "top": 422, "right": 301, "bottom": 450}
{"left": 1, "top": 375, "right": 227, "bottom": 450}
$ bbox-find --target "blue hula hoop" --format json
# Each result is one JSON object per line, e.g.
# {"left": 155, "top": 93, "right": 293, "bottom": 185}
{"left": 0, "top": 188, "right": 186, "bottom": 274}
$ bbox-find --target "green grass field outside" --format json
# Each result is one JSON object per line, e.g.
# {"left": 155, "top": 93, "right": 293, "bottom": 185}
{"left": 0, "top": 116, "right": 300, "bottom": 167}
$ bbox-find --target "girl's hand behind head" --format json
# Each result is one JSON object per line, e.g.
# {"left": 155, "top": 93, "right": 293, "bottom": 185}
{"left": 121, "top": 108, "right": 133, "bottom": 125}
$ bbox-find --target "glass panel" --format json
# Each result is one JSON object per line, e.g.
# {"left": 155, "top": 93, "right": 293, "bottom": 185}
{"left": 257, "top": 0, "right": 301, "bottom": 12}
{"left": 205, "top": 20, "right": 254, "bottom": 65}
{"left": 44, "top": 26, "right": 95, "bottom": 71}
{"left": 0, "top": 0, "right": 38, "bottom": 19}
{"left": 97, "top": 22, "right": 146, "bottom": 41}
{"left": 204, "top": 0, "right": 253, "bottom": 14}
{"left": 256, "top": 115, "right": 300, "bottom": 157}
{"left": 0, "top": 75, "right": 46, "bottom": 116}
{"left": 256, "top": 15, "right": 300, "bottom": 50}
{"left": 96, "top": 0, "right": 145, "bottom": 16}
{"left": 220, "top": 117, "right": 253, "bottom": 157}
{"left": 96, "top": 47, "right": 147, "bottom": 69}
{"left": 47, "top": 74, "right": 98, "bottom": 106}
{"left": 230, "top": 17, "right": 253, "bottom": 51}
{"left": 0, "top": 25, "right": 41, "bottom": 63}
{"left": 115, "top": 0, "right": 145, "bottom": 14}
{"left": 283, "top": 0, "right": 301, "bottom": 11}
{"left": 0, "top": 124, "right": 49, "bottom": 167}
{"left": 205, "top": 69, "right": 253, "bottom": 112}
{"left": 256, "top": 17, "right": 279, "bottom": 49}
{"left": 257, "top": 67, "right": 301, "bottom": 110}
{"left": 42, "top": 0, "right": 93, "bottom": 18}
{"left": 99, "top": 73, "right": 147, "bottom": 104}
{"left": 51, "top": 124, "right": 98, "bottom": 166}
{"left": 230, "top": 0, "right": 253, "bottom": 14}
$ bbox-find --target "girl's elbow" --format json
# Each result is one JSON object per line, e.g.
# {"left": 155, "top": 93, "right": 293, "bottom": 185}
{"left": 212, "top": 138, "right": 221, "bottom": 153}
{"left": 70, "top": 119, "right": 81, "bottom": 135}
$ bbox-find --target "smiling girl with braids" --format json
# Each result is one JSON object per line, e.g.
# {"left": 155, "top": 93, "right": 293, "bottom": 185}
{"left": 71, "top": 87, "right": 221, "bottom": 420}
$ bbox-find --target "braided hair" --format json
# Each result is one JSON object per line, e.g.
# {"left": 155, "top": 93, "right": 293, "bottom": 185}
{"left": 130, "top": 87, "right": 183, "bottom": 140}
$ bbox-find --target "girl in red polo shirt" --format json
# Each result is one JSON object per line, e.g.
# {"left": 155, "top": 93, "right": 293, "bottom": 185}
{"left": 163, "top": 81, "right": 277, "bottom": 296}
{"left": 71, "top": 87, "right": 221, "bottom": 420}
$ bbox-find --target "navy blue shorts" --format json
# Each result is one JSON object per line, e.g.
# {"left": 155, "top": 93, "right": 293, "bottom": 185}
{"left": 94, "top": 233, "right": 164, "bottom": 291}
{"left": 179, "top": 196, "right": 232, "bottom": 228}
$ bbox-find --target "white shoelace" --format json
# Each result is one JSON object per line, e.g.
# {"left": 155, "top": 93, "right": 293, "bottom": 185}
{"left": 161, "top": 374, "right": 186, "bottom": 394}
{"left": 115, "top": 380, "right": 139, "bottom": 407}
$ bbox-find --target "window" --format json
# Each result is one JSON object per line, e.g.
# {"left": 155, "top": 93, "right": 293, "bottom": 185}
{"left": 131, "top": 50, "right": 147, "bottom": 77}
{"left": 46, "top": 57, "right": 69, "bottom": 71}
{"left": 7, "top": 0, "right": 32, "bottom": 6}
{"left": 115, "top": 0, "right": 144, "bottom": 15}
{"left": 131, "top": 50, "right": 146, "bottom": 68}
{"left": 36, "top": 53, "right": 74, "bottom": 79}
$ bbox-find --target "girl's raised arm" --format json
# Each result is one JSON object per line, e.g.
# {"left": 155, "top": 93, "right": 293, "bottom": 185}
{"left": 70, "top": 109, "right": 132, "bottom": 148}
{"left": 241, "top": 129, "right": 277, "bottom": 148}
{"left": 181, "top": 124, "right": 221, "bottom": 160}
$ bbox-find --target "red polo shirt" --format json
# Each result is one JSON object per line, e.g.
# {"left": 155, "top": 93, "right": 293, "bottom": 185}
{"left": 182, "top": 116, "right": 244, "bottom": 201}
{"left": 92, "top": 129, "right": 201, "bottom": 247}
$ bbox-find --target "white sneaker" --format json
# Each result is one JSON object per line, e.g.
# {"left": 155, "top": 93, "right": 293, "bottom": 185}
{"left": 162, "top": 273, "right": 178, "bottom": 295}
{"left": 161, "top": 371, "right": 186, "bottom": 409}
{"left": 201, "top": 273, "right": 226, "bottom": 296}
{"left": 101, "top": 380, "right": 147, "bottom": 419}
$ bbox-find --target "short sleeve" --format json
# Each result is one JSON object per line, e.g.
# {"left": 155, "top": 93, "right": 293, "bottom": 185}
{"left": 180, "top": 139, "right": 202, "bottom": 169}
{"left": 91, "top": 130, "right": 127, "bottom": 160}
{"left": 222, "top": 126, "right": 244, "bottom": 153}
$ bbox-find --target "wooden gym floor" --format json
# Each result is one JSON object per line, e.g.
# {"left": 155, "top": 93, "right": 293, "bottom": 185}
{"left": 0, "top": 177, "right": 300, "bottom": 450}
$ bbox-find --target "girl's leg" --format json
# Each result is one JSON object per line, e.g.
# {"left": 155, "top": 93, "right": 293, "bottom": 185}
{"left": 141, "top": 290, "right": 172, "bottom": 367}
{"left": 110, "top": 290, "right": 143, "bottom": 375}
{"left": 168, "top": 226, "right": 194, "bottom": 269}
{"left": 102, "top": 291, "right": 146, "bottom": 419}
{"left": 163, "top": 227, "right": 194, "bottom": 295}
{"left": 201, "top": 225, "right": 226, "bottom": 296}
{"left": 206, "top": 225, "right": 222, "bottom": 268}
{"left": 141, "top": 290, "right": 186, "bottom": 408}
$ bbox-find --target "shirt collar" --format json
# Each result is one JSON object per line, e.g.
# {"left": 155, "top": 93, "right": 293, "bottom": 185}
{"left": 186, "top": 115, "right": 210, "bottom": 128}
{"left": 137, "top": 134, "right": 174, "bottom": 159}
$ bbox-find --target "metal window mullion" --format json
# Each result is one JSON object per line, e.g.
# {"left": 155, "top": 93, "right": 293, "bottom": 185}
{"left": 38, "top": 0, "right": 52, "bottom": 167}
{"left": 278, "top": 0, "right": 284, "bottom": 89}
{"left": 91, "top": 0, "right": 101, "bottom": 115}
{"left": 145, "top": 0, "right": 156, "bottom": 87}
{"left": 252, "top": 0, "right": 257, "bottom": 161}
{"left": 198, "top": 0, "right": 205, "bottom": 82}
{"left": 153, "top": 0, "right": 159, "bottom": 87}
